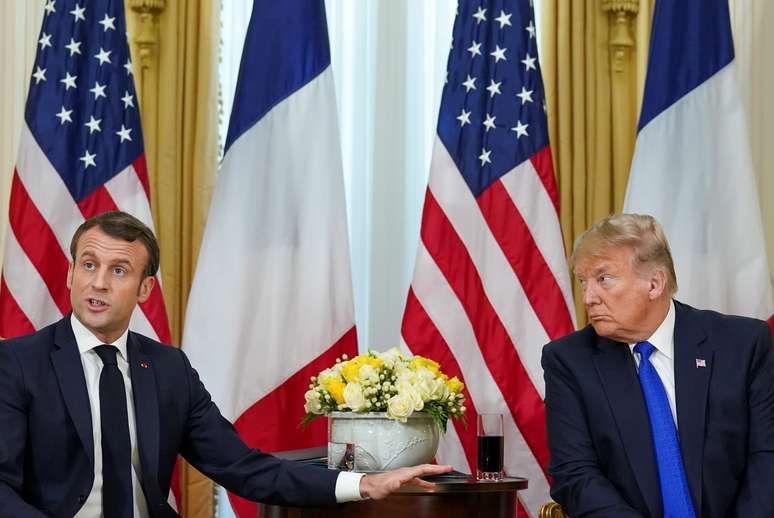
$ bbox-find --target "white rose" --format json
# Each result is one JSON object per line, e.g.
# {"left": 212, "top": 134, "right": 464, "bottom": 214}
{"left": 377, "top": 347, "right": 403, "bottom": 369}
{"left": 317, "top": 368, "right": 338, "bottom": 384}
{"left": 415, "top": 366, "right": 436, "bottom": 381}
{"left": 387, "top": 393, "right": 413, "bottom": 422}
{"left": 427, "top": 378, "right": 447, "bottom": 400}
{"left": 397, "top": 381, "right": 424, "bottom": 411}
{"left": 304, "top": 389, "right": 322, "bottom": 414}
{"left": 343, "top": 382, "right": 367, "bottom": 411}
{"left": 415, "top": 377, "right": 434, "bottom": 400}
{"left": 359, "top": 364, "right": 380, "bottom": 385}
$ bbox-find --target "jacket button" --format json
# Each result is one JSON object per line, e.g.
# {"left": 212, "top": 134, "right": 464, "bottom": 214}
{"left": 78, "top": 494, "right": 86, "bottom": 504}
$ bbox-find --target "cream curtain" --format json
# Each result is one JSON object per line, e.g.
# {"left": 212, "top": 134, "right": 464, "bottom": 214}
{"left": 125, "top": 1, "right": 221, "bottom": 517}
{"left": 540, "top": 0, "right": 653, "bottom": 324}
{"left": 0, "top": 1, "right": 43, "bottom": 265}
{"left": 540, "top": 0, "right": 774, "bottom": 324}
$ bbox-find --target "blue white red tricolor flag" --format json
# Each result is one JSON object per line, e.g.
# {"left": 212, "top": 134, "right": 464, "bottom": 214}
{"left": 182, "top": 1, "right": 358, "bottom": 516}
{"left": 0, "top": 0, "right": 176, "bottom": 507}
{"left": 0, "top": 2, "right": 171, "bottom": 347}
{"left": 401, "top": 1, "right": 576, "bottom": 515}
{"left": 624, "top": 0, "right": 774, "bottom": 327}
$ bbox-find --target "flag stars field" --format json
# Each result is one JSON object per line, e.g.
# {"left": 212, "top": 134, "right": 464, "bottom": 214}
{"left": 405, "top": 3, "right": 574, "bottom": 515}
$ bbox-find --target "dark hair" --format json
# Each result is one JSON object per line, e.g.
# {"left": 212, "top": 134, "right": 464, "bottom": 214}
{"left": 69, "top": 211, "right": 160, "bottom": 278}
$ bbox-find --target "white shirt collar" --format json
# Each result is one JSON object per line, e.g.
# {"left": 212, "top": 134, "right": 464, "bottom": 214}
{"left": 628, "top": 300, "right": 675, "bottom": 359}
{"left": 70, "top": 313, "right": 129, "bottom": 361}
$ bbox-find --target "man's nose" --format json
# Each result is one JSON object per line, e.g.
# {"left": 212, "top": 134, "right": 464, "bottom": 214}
{"left": 91, "top": 267, "right": 109, "bottom": 289}
{"left": 581, "top": 283, "right": 599, "bottom": 306}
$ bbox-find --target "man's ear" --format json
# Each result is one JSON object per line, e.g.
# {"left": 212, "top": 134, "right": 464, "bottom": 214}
{"left": 648, "top": 269, "right": 667, "bottom": 300}
{"left": 66, "top": 262, "right": 74, "bottom": 289}
{"left": 137, "top": 275, "right": 155, "bottom": 304}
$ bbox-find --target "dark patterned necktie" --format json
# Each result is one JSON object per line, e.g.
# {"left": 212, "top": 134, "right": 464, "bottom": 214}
{"left": 94, "top": 345, "right": 133, "bottom": 518}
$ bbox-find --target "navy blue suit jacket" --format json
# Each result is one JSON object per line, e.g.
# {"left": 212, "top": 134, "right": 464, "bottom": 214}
{"left": 0, "top": 317, "right": 338, "bottom": 517}
{"left": 542, "top": 301, "right": 774, "bottom": 518}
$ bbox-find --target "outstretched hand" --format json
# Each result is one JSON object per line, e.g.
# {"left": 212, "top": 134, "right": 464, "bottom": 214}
{"left": 358, "top": 464, "right": 453, "bottom": 500}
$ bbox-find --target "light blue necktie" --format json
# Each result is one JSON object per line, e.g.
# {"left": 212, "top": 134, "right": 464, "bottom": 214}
{"left": 634, "top": 341, "right": 696, "bottom": 518}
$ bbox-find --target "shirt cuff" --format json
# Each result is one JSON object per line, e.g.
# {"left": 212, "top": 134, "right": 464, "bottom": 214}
{"left": 335, "top": 471, "right": 367, "bottom": 502}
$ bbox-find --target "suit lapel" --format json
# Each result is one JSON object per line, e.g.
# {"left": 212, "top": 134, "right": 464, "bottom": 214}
{"left": 673, "top": 302, "right": 711, "bottom": 514}
{"left": 127, "top": 333, "right": 163, "bottom": 505}
{"left": 51, "top": 317, "right": 95, "bottom": 467}
{"left": 593, "top": 336, "right": 662, "bottom": 518}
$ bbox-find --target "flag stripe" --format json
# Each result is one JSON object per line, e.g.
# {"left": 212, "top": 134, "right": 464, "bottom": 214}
{"left": 77, "top": 186, "right": 119, "bottom": 220}
{"left": 500, "top": 157, "right": 575, "bottom": 315}
{"left": 1, "top": 228, "right": 61, "bottom": 331}
{"left": 16, "top": 124, "right": 84, "bottom": 252}
{"left": 105, "top": 166, "right": 158, "bottom": 234}
{"left": 478, "top": 179, "right": 574, "bottom": 340}
{"left": 529, "top": 148, "right": 560, "bottom": 215}
{"left": 131, "top": 156, "right": 151, "bottom": 201}
{"left": 9, "top": 171, "right": 71, "bottom": 314}
{"left": 228, "top": 326, "right": 358, "bottom": 518}
{"left": 409, "top": 242, "right": 551, "bottom": 511}
{"left": 420, "top": 189, "right": 549, "bottom": 474}
{"left": 0, "top": 276, "right": 35, "bottom": 337}
{"left": 428, "top": 141, "right": 551, "bottom": 397}
{"left": 402, "top": 288, "right": 478, "bottom": 473}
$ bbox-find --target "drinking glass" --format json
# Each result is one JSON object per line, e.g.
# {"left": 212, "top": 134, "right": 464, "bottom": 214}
{"left": 477, "top": 413, "right": 504, "bottom": 480}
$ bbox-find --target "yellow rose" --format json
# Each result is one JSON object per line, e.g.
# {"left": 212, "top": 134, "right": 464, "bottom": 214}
{"left": 341, "top": 355, "right": 384, "bottom": 383}
{"left": 410, "top": 356, "right": 440, "bottom": 373}
{"left": 446, "top": 376, "right": 464, "bottom": 394}
{"left": 341, "top": 359, "right": 362, "bottom": 383}
{"left": 322, "top": 376, "right": 346, "bottom": 404}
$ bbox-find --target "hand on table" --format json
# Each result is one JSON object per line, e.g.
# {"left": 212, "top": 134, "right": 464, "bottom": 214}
{"left": 358, "top": 464, "right": 453, "bottom": 500}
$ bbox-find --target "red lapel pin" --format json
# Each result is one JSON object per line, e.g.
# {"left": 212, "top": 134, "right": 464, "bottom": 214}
{"left": 139, "top": 360, "right": 150, "bottom": 369}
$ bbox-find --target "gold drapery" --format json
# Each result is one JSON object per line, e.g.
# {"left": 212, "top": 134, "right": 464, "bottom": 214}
{"left": 125, "top": 1, "right": 220, "bottom": 517}
{"left": 540, "top": 0, "right": 653, "bottom": 324}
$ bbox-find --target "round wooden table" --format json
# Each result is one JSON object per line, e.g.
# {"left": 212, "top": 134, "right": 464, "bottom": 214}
{"left": 258, "top": 477, "right": 528, "bottom": 518}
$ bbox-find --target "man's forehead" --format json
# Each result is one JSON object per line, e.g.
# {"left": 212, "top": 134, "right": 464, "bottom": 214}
{"left": 75, "top": 228, "right": 146, "bottom": 262}
{"left": 576, "top": 247, "right": 633, "bottom": 274}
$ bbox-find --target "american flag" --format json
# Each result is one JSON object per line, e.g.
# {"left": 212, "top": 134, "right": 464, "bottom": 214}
{"left": 401, "top": 1, "right": 575, "bottom": 515}
{"left": 0, "top": 0, "right": 170, "bottom": 345}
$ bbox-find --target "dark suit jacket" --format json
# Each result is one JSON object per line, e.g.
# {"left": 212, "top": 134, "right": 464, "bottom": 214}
{"left": 0, "top": 317, "right": 339, "bottom": 517}
{"left": 542, "top": 301, "right": 774, "bottom": 518}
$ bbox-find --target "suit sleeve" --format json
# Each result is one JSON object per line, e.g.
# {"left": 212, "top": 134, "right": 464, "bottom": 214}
{"left": 732, "top": 322, "right": 774, "bottom": 517}
{"left": 542, "top": 345, "right": 645, "bottom": 518}
{"left": 0, "top": 346, "right": 49, "bottom": 517}
{"left": 176, "top": 350, "right": 340, "bottom": 507}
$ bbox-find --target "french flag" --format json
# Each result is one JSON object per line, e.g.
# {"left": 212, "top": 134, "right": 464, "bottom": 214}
{"left": 624, "top": 0, "right": 773, "bottom": 326}
{"left": 182, "top": 2, "right": 358, "bottom": 516}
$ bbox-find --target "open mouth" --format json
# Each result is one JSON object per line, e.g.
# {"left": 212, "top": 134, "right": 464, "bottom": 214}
{"left": 88, "top": 298, "right": 109, "bottom": 309}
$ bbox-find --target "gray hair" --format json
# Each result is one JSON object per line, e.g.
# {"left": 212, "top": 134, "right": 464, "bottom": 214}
{"left": 571, "top": 213, "right": 678, "bottom": 295}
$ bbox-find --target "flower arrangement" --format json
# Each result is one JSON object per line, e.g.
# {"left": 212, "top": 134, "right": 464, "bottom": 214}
{"left": 302, "top": 347, "right": 466, "bottom": 432}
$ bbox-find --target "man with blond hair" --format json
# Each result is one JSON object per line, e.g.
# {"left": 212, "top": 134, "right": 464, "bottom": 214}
{"left": 542, "top": 213, "right": 774, "bottom": 518}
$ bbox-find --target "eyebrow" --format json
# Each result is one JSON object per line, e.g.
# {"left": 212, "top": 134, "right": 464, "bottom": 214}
{"left": 78, "top": 251, "right": 134, "bottom": 268}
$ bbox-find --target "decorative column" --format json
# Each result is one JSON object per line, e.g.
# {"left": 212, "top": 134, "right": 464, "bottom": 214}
{"left": 126, "top": 0, "right": 165, "bottom": 219}
{"left": 601, "top": 0, "right": 639, "bottom": 210}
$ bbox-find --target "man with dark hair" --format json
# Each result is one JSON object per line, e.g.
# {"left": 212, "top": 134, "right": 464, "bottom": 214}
{"left": 542, "top": 213, "right": 774, "bottom": 518}
{"left": 0, "top": 210, "right": 449, "bottom": 517}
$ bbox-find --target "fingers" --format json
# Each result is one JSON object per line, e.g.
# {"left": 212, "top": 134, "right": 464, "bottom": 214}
{"left": 411, "top": 464, "right": 453, "bottom": 477}
{"left": 410, "top": 477, "right": 437, "bottom": 490}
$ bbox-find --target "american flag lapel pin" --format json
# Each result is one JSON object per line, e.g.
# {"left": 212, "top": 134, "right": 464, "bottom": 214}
{"left": 696, "top": 358, "right": 706, "bottom": 368}
{"left": 139, "top": 360, "right": 150, "bottom": 369}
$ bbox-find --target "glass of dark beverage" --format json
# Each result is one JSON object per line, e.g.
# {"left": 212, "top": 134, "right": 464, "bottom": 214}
{"left": 477, "top": 413, "right": 504, "bottom": 480}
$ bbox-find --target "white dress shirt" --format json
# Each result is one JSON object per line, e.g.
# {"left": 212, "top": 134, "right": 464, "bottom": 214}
{"left": 70, "top": 314, "right": 363, "bottom": 517}
{"left": 71, "top": 314, "right": 150, "bottom": 518}
{"left": 628, "top": 300, "right": 678, "bottom": 426}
